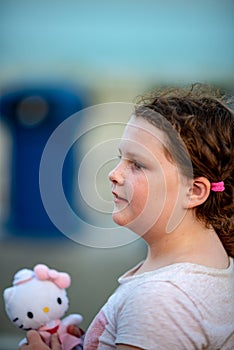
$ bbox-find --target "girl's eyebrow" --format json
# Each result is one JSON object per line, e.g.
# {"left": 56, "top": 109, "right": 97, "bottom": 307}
{"left": 118, "top": 148, "right": 144, "bottom": 160}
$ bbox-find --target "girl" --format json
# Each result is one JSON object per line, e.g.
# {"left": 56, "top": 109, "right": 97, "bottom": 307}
{"left": 20, "top": 84, "right": 234, "bottom": 349}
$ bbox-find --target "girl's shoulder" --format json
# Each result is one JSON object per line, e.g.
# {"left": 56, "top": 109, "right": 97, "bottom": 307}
{"left": 119, "top": 257, "right": 234, "bottom": 284}
{"left": 116, "top": 258, "right": 234, "bottom": 322}
{"left": 117, "top": 258, "right": 234, "bottom": 304}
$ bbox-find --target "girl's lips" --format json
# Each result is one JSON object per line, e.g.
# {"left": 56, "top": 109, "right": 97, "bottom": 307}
{"left": 112, "top": 191, "right": 128, "bottom": 203}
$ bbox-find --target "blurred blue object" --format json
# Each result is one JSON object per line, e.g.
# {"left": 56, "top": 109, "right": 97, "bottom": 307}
{"left": 0, "top": 85, "right": 86, "bottom": 238}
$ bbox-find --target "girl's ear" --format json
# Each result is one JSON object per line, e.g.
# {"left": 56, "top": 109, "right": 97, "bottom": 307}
{"left": 187, "top": 177, "right": 210, "bottom": 209}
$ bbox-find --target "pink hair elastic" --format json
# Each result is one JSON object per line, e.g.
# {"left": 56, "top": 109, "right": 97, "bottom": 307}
{"left": 211, "top": 181, "right": 225, "bottom": 192}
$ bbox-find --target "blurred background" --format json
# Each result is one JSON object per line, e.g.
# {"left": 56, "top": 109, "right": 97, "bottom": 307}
{"left": 0, "top": 0, "right": 233, "bottom": 348}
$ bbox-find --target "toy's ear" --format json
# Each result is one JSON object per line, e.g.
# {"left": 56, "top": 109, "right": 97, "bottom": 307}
{"left": 13, "top": 268, "right": 34, "bottom": 286}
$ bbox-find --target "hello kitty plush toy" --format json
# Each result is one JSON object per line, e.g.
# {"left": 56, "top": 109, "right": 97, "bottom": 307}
{"left": 3, "top": 264, "right": 83, "bottom": 349}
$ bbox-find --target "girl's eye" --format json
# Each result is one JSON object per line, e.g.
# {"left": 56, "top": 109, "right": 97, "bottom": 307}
{"left": 132, "top": 161, "right": 144, "bottom": 170}
{"left": 57, "top": 297, "right": 62, "bottom": 305}
{"left": 117, "top": 153, "right": 145, "bottom": 170}
{"left": 27, "top": 311, "right": 34, "bottom": 319}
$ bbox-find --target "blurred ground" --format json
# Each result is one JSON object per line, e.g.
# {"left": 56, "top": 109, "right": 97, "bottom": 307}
{"left": 0, "top": 232, "right": 146, "bottom": 350}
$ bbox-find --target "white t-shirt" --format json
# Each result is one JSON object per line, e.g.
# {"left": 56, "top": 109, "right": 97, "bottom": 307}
{"left": 83, "top": 258, "right": 234, "bottom": 350}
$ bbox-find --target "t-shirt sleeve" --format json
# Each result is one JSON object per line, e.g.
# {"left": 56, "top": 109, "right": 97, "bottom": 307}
{"left": 116, "top": 281, "right": 208, "bottom": 350}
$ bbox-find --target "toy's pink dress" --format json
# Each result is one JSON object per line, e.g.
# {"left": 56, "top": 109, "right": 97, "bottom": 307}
{"left": 39, "top": 319, "right": 82, "bottom": 350}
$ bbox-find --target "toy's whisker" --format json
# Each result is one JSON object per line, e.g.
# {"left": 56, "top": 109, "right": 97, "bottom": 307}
{"left": 13, "top": 317, "right": 18, "bottom": 322}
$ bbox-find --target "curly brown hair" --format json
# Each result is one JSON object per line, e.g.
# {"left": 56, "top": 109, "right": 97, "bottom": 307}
{"left": 135, "top": 83, "right": 234, "bottom": 257}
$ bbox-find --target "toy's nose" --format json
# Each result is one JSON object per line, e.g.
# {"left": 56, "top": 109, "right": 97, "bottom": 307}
{"left": 43, "top": 306, "right": 50, "bottom": 313}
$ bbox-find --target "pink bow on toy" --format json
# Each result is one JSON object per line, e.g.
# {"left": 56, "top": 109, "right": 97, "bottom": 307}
{"left": 34, "top": 264, "right": 71, "bottom": 289}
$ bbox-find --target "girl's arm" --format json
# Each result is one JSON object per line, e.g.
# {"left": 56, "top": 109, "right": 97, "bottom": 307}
{"left": 19, "top": 330, "right": 61, "bottom": 350}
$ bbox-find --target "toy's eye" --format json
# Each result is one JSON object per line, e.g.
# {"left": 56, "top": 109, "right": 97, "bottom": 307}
{"left": 57, "top": 297, "right": 62, "bottom": 305}
{"left": 27, "top": 311, "right": 34, "bottom": 319}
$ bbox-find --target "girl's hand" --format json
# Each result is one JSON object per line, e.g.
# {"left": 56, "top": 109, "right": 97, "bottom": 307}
{"left": 67, "top": 324, "right": 85, "bottom": 338}
{"left": 19, "top": 330, "right": 61, "bottom": 350}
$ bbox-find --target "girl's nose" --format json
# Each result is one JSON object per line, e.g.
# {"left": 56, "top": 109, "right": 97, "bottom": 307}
{"left": 109, "top": 162, "right": 125, "bottom": 185}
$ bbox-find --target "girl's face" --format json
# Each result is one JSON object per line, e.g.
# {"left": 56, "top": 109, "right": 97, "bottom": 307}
{"left": 109, "top": 116, "right": 189, "bottom": 236}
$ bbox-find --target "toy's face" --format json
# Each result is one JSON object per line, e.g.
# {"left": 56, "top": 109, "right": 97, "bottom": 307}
{"left": 4, "top": 279, "right": 69, "bottom": 330}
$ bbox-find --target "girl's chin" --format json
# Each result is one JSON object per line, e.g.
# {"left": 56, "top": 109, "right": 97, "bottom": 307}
{"left": 112, "top": 210, "right": 135, "bottom": 227}
{"left": 112, "top": 212, "right": 146, "bottom": 233}
{"left": 112, "top": 213, "right": 127, "bottom": 227}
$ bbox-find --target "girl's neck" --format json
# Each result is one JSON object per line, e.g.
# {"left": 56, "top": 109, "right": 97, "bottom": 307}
{"left": 137, "top": 219, "right": 229, "bottom": 274}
